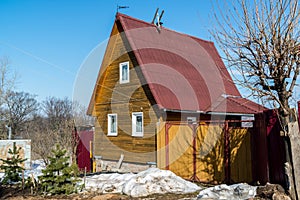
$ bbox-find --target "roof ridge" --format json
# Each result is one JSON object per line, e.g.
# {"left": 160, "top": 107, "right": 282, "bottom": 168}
{"left": 116, "top": 12, "right": 157, "bottom": 28}
{"left": 116, "top": 12, "right": 214, "bottom": 45}
{"left": 227, "top": 97, "right": 262, "bottom": 113}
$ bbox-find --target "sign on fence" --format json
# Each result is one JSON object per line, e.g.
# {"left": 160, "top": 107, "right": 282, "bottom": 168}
{"left": 0, "top": 140, "right": 31, "bottom": 170}
{"left": 241, "top": 116, "right": 255, "bottom": 128}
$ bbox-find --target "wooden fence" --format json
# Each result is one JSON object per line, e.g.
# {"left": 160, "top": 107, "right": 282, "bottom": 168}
{"left": 157, "top": 121, "right": 252, "bottom": 184}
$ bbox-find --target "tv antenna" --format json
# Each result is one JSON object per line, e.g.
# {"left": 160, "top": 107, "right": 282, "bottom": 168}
{"left": 117, "top": 5, "right": 129, "bottom": 13}
{"left": 151, "top": 8, "right": 164, "bottom": 31}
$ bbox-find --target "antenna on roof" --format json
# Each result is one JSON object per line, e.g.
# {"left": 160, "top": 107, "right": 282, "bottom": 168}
{"left": 151, "top": 8, "right": 164, "bottom": 32}
{"left": 151, "top": 8, "right": 159, "bottom": 24}
{"left": 159, "top": 10, "right": 164, "bottom": 22}
{"left": 117, "top": 5, "right": 129, "bottom": 13}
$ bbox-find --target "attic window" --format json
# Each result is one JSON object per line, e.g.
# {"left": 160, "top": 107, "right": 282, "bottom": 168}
{"left": 108, "top": 114, "right": 117, "bottom": 136}
{"left": 132, "top": 112, "right": 143, "bottom": 137}
{"left": 119, "top": 61, "right": 129, "bottom": 84}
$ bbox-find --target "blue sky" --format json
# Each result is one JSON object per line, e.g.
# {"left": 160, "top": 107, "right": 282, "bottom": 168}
{"left": 0, "top": 0, "right": 213, "bottom": 106}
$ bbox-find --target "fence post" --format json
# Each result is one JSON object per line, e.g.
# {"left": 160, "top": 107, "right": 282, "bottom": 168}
{"left": 224, "top": 121, "right": 231, "bottom": 184}
{"left": 22, "top": 170, "right": 24, "bottom": 191}
{"left": 165, "top": 123, "right": 171, "bottom": 170}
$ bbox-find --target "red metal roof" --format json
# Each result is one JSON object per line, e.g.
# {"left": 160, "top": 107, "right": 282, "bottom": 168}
{"left": 87, "top": 13, "right": 265, "bottom": 115}
{"left": 115, "top": 13, "right": 265, "bottom": 114}
{"left": 209, "top": 96, "right": 267, "bottom": 114}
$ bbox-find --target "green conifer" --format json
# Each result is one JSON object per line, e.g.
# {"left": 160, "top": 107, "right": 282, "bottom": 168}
{"left": 39, "top": 144, "right": 79, "bottom": 195}
{"left": 0, "top": 142, "right": 27, "bottom": 184}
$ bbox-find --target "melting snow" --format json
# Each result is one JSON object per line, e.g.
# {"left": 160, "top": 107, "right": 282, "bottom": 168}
{"left": 1, "top": 160, "right": 258, "bottom": 199}
{"left": 24, "top": 159, "right": 45, "bottom": 180}
{"left": 84, "top": 167, "right": 201, "bottom": 197}
{"left": 197, "top": 183, "right": 257, "bottom": 200}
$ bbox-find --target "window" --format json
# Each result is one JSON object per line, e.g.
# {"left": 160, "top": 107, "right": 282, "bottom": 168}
{"left": 132, "top": 112, "right": 143, "bottom": 137}
{"left": 108, "top": 114, "right": 117, "bottom": 136}
{"left": 119, "top": 61, "right": 129, "bottom": 84}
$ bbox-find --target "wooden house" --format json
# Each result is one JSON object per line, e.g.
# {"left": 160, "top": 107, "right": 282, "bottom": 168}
{"left": 87, "top": 13, "right": 267, "bottom": 183}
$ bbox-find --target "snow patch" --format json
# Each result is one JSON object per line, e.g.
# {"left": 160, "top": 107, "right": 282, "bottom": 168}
{"left": 0, "top": 172, "right": 4, "bottom": 181}
{"left": 4, "top": 160, "right": 258, "bottom": 199}
{"left": 84, "top": 167, "right": 201, "bottom": 197}
{"left": 0, "top": 159, "right": 45, "bottom": 183}
{"left": 197, "top": 183, "right": 257, "bottom": 200}
{"left": 24, "top": 159, "right": 45, "bottom": 180}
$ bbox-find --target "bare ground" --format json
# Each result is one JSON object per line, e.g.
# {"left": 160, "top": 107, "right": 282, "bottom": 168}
{"left": 0, "top": 183, "right": 291, "bottom": 200}
{"left": 0, "top": 185, "right": 198, "bottom": 200}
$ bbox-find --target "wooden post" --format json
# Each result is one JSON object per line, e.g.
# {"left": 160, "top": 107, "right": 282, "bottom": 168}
{"left": 189, "top": 123, "right": 200, "bottom": 182}
{"left": 116, "top": 154, "right": 124, "bottom": 169}
{"left": 288, "top": 122, "right": 300, "bottom": 200}
{"left": 84, "top": 167, "right": 86, "bottom": 187}
{"left": 89, "top": 141, "right": 93, "bottom": 172}
{"left": 165, "top": 123, "right": 171, "bottom": 170}
{"left": 22, "top": 170, "right": 24, "bottom": 191}
{"left": 31, "top": 173, "right": 36, "bottom": 194}
{"left": 224, "top": 121, "right": 231, "bottom": 184}
{"left": 192, "top": 125, "right": 197, "bottom": 180}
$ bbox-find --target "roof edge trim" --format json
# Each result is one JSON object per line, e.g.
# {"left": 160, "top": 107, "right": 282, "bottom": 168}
{"left": 163, "top": 109, "right": 205, "bottom": 114}
{"left": 206, "top": 111, "right": 255, "bottom": 117}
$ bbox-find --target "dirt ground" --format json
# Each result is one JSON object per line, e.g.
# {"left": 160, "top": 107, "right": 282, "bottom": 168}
{"left": 0, "top": 185, "right": 198, "bottom": 200}
{"left": 0, "top": 183, "right": 291, "bottom": 200}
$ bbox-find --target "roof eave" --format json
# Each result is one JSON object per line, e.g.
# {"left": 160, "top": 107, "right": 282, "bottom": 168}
{"left": 206, "top": 111, "right": 256, "bottom": 117}
{"left": 163, "top": 108, "right": 205, "bottom": 114}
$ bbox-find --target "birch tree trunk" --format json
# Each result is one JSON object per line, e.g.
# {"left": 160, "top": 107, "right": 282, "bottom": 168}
{"left": 288, "top": 121, "right": 300, "bottom": 200}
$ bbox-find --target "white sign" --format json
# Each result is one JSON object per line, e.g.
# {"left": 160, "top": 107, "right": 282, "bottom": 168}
{"left": 241, "top": 116, "right": 255, "bottom": 128}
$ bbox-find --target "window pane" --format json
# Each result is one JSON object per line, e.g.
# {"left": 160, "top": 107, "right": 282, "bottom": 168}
{"left": 111, "top": 115, "right": 116, "bottom": 133}
{"left": 108, "top": 114, "right": 117, "bottom": 136}
{"left": 119, "top": 62, "right": 129, "bottom": 84}
{"left": 122, "top": 64, "right": 128, "bottom": 81}
{"left": 136, "top": 115, "right": 142, "bottom": 132}
{"left": 132, "top": 112, "right": 143, "bottom": 137}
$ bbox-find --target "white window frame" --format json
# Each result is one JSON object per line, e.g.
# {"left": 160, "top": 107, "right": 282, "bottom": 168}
{"left": 132, "top": 112, "right": 143, "bottom": 137}
{"left": 119, "top": 61, "right": 130, "bottom": 84}
{"left": 107, "top": 114, "right": 118, "bottom": 136}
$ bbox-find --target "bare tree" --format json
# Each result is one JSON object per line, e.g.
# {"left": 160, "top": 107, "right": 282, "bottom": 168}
{"left": 28, "top": 115, "right": 78, "bottom": 165}
{"left": 4, "top": 91, "right": 38, "bottom": 138}
{"left": 26, "top": 115, "right": 54, "bottom": 164}
{"left": 0, "top": 57, "right": 17, "bottom": 101}
{"left": 42, "top": 96, "right": 73, "bottom": 129}
{"left": 0, "top": 57, "right": 17, "bottom": 139}
{"left": 72, "top": 102, "right": 94, "bottom": 127}
{"left": 28, "top": 97, "right": 93, "bottom": 165}
{"left": 30, "top": 97, "right": 80, "bottom": 164}
{"left": 211, "top": 0, "right": 299, "bottom": 198}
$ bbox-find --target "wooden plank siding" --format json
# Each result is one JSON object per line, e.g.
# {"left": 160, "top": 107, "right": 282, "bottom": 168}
{"left": 157, "top": 122, "right": 252, "bottom": 183}
{"left": 156, "top": 119, "right": 166, "bottom": 169}
{"left": 196, "top": 125, "right": 225, "bottom": 183}
{"left": 92, "top": 22, "right": 158, "bottom": 164}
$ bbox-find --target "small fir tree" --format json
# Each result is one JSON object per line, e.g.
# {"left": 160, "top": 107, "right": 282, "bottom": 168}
{"left": 0, "top": 142, "right": 27, "bottom": 184}
{"left": 39, "top": 144, "right": 79, "bottom": 195}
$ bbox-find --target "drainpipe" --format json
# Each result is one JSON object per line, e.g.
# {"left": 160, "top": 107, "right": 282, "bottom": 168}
{"left": 6, "top": 125, "right": 11, "bottom": 140}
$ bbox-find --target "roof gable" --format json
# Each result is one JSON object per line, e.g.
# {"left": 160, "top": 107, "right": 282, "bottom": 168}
{"left": 88, "top": 13, "right": 265, "bottom": 115}
{"left": 117, "top": 13, "right": 241, "bottom": 112}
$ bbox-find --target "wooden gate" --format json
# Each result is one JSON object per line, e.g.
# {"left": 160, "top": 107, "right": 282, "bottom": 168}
{"left": 157, "top": 121, "right": 252, "bottom": 184}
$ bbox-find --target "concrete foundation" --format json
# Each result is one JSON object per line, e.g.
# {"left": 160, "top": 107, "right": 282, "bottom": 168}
{"left": 95, "top": 158, "right": 156, "bottom": 173}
